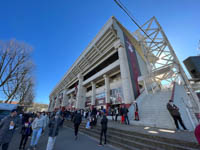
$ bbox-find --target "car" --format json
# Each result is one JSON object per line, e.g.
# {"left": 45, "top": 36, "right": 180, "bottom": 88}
{"left": 0, "top": 103, "right": 18, "bottom": 121}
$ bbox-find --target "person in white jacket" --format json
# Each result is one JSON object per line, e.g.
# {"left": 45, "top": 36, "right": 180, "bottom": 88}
{"left": 28, "top": 112, "right": 45, "bottom": 150}
{"left": 42, "top": 112, "right": 49, "bottom": 129}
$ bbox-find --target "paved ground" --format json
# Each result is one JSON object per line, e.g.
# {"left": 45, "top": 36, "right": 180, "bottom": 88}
{"left": 8, "top": 126, "right": 118, "bottom": 150}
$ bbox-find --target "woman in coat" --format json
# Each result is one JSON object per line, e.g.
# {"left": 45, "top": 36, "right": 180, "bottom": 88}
{"left": 46, "top": 113, "right": 61, "bottom": 150}
{"left": 29, "top": 112, "right": 45, "bottom": 150}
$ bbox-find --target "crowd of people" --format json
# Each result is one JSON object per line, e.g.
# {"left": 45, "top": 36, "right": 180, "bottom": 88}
{"left": 2, "top": 100, "right": 199, "bottom": 150}
{"left": 0, "top": 104, "right": 133, "bottom": 150}
{"left": 0, "top": 109, "right": 63, "bottom": 150}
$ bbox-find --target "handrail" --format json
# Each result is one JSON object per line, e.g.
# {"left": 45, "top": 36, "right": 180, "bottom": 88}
{"left": 170, "top": 82, "right": 176, "bottom": 102}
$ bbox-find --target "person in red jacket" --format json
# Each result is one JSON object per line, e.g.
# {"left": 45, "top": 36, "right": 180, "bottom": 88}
{"left": 133, "top": 101, "right": 139, "bottom": 121}
{"left": 195, "top": 123, "right": 200, "bottom": 144}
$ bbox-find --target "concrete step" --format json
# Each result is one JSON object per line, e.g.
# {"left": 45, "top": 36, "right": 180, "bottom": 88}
{"left": 80, "top": 127, "right": 159, "bottom": 150}
{"left": 81, "top": 129, "right": 139, "bottom": 150}
{"left": 78, "top": 125, "right": 197, "bottom": 150}
{"left": 64, "top": 121, "right": 200, "bottom": 150}
{"left": 65, "top": 123, "right": 157, "bottom": 150}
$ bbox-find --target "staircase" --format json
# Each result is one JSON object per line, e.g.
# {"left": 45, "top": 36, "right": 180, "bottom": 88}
{"left": 128, "top": 83, "right": 199, "bottom": 131}
{"left": 128, "top": 89, "right": 176, "bottom": 129}
{"left": 64, "top": 120, "right": 200, "bottom": 150}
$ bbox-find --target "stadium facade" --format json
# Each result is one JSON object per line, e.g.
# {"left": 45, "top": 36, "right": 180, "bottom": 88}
{"left": 49, "top": 16, "right": 200, "bottom": 131}
{"left": 49, "top": 16, "right": 148, "bottom": 111}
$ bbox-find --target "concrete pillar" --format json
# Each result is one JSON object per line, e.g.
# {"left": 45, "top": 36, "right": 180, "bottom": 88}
{"left": 54, "top": 95, "right": 60, "bottom": 109}
{"left": 115, "top": 40, "right": 134, "bottom": 104}
{"left": 48, "top": 98, "right": 52, "bottom": 111}
{"left": 76, "top": 73, "right": 85, "bottom": 109}
{"left": 91, "top": 81, "right": 96, "bottom": 107}
{"left": 104, "top": 74, "right": 111, "bottom": 115}
{"left": 62, "top": 89, "right": 68, "bottom": 107}
{"left": 50, "top": 98, "right": 54, "bottom": 111}
{"left": 104, "top": 75, "right": 110, "bottom": 104}
{"left": 70, "top": 93, "right": 74, "bottom": 110}
{"left": 51, "top": 98, "right": 54, "bottom": 111}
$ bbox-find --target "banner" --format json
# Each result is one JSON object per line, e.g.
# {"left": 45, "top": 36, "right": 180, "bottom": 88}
{"left": 110, "top": 87, "right": 123, "bottom": 104}
{"left": 124, "top": 34, "right": 141, "bottom": 99}
{"left": 95, "top": 92, "right": 106, "bottom": 106}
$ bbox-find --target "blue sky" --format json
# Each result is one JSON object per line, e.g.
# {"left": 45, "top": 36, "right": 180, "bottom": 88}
{"left": 0, "top": 0, "right": 199, "bottom": 104}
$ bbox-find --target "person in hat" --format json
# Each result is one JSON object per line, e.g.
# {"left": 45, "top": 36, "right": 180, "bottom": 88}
{"left": 167, "top": 100, "right": 187, "bottom": 131}
{"left": 0, "top": 109, "right": 18, "bottom": 150}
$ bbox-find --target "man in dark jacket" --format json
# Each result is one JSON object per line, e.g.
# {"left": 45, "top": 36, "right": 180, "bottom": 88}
{"left": 123, "top": 105, "right": 129, "bottom": 125}
{"left": 0, "top": 109, "right": 18, "bottom": 150}
{"left": 99, "top": 114, "right": 108, "bottom": 146}
{"left": 46, "top": 112, "right": 61, "bottom": 150}
{"left": 73, "top": 110, "right": 82, "bottom": 140}
{"left": 167, "top": 100, "right": 187, "bottom": 131}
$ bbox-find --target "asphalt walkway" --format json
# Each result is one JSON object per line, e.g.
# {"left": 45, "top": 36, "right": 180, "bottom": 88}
{"left": 8, "top": 126, "right": 118, "bottom": 150}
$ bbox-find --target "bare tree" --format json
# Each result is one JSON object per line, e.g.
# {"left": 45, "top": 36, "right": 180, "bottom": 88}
{"left": 17, "top": 76, "right": 35, "bottom": 104}
{"left": 0, "top": 40, "right": 35, "bottom": 104}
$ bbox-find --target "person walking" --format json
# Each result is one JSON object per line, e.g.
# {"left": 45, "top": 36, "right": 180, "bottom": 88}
{"left": 167, "top": 100, "right": 187, "bottom": 131}
{"left": 111, "top": 108, "right": 114, "bottom": 121}
{"left": 46, "top": 113, "right": 61, "bottom": 150}
{"left": 42, "top": 112, "right": 49, "bottom": 130}
{"left": 73, "top": 110, "right": 82, "bottom": 140}
{"left": 98, "top": 114, "right": 108, "bottom": 146}
{"left": 115, "top": 107, "right": 119, "bottom": 121}
{"left": 0, "top": 109, "right": 18, "bottom": 150}
{"left": 133, "top": 101, "right": 139, "bottom": 121}
{"left": 123, "top": 105, "right": 130, "bottom": 125}
{"left": 29, "top": 112, "right": 45, "bottom": 150}
{"left": 19, "top": 117, "right": 33, "bottom": 150}
{"left": 120, "top": 106, "right": 124, "bottom": 124}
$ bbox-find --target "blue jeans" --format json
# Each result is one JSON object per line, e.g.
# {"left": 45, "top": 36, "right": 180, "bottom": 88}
{"left": 30, "top": 128, "right": 43, "bottom": 146}
{"left": 124, "top": 115, "right": 129, "bottom": 125}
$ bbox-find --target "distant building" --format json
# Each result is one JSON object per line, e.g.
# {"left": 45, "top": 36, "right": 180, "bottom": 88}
{"left": 184, "top": 56, "right": 200, "bottom": 79}
{"left": 26, "top": 103, "right": 48, "bottom": 112}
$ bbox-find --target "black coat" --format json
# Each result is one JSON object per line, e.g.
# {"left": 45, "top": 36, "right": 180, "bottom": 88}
{"left": 21, "top": 122, "right": 32, "bottom": 136}
{"left": 73, "top": 113, "right": 82, "bottom": 125}
{"left": 123, "top": 108, "right": 129, "bottom": 116}
{"left": 167, "top": 103, "right": 180, "bottom": 117}
{"left": 48, "top": 117, "right": 61, "bottom": 137}
{"left": 101, "top": 116, "right": 108, "bottom": 130}
{"left": 0, "top": 115, "right": 19, "bottom": 144}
